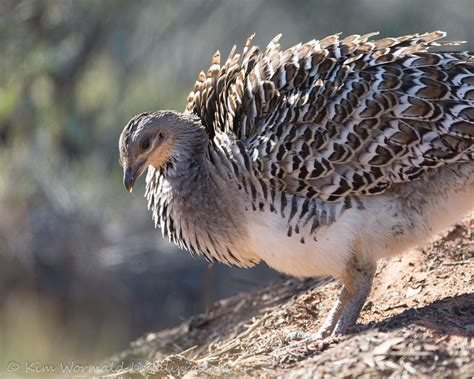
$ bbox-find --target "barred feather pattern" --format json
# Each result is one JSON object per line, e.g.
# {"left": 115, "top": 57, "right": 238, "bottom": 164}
{"left": 144, "top": 149, "right": 262, "bottom": 268}
{"left": 185, "top": 31, "right": 474, "bottom": 201}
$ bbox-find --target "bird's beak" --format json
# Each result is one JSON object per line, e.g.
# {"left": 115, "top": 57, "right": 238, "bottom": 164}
{"left": 123, "top": 160, "right": 145, "bottom": 193}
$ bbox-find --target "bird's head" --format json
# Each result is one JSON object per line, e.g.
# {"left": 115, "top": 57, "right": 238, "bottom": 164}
{"left": 119, "top": 110, "right": 207, "bottom": 192}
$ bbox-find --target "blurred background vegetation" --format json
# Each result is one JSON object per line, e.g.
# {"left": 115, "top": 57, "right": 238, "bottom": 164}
{"left": 0, "top": 0, "right": 472, "bottom": 370}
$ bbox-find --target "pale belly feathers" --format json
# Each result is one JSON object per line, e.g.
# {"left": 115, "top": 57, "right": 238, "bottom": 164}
{"left": 243, "top": 164, "right": 474, "bottom": 279}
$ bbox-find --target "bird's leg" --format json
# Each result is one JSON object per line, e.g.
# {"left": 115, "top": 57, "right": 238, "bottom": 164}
{"left": 286, "top": 255, "right": 376, "bottom": 342}
{"left": 286, "top": 285, "right": 351, "bottom": 341}
{"left": 315, "top": 285, "right": 352, "bottom": 338}
{"left": 332, "top": 256, "right": 376, "bottom": 335}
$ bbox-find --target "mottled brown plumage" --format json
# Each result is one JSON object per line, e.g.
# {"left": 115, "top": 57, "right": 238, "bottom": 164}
{"left": 185, "top": 31, "right": 473, "bottom": 201}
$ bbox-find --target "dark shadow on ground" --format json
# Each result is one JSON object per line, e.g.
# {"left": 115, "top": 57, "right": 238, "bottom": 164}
{"left": 359, "top": 293, "right": 474, "bottom": 337}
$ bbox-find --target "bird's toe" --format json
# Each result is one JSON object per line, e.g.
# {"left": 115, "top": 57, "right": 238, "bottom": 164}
{"left": 285, "top": 330, "right": 322, "bottom": 342}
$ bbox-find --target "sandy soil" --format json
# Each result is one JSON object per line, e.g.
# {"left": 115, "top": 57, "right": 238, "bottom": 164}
{"left": 104, "top": 218, "right": 473, "bottom": 378}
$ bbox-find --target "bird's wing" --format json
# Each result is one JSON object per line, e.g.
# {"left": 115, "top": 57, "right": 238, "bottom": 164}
{"left": 184, "top": 34, "right": 264, "bottom": 140}
{"left": 186, "top": 32, "right": 474, "bottom": 200}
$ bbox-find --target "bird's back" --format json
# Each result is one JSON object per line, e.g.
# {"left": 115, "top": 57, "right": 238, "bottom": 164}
{"left": 186, "top": 31, "right": 473, "bottom": 201}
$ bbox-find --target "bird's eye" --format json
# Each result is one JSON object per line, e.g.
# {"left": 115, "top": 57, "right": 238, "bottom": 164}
{"left": 140, "top": 138, "right": 150, "bottom": 150}
{"left": 158, "top": 131, "right": 165, "bottom": 141}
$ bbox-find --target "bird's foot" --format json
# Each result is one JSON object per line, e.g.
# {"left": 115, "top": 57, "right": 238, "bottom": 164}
{"left": 285, "top": 330, "right": 323, "bottom": 342}
{"left": 283, "top": 329, "right": 343, "bottom": 352}
{"left": 284, "top": 330, "right": 327, "bottom": 350}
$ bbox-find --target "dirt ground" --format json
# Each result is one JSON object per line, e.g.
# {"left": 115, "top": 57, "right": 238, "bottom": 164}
{"left": 104, "top": 218, "right": 473, "bottom": 378}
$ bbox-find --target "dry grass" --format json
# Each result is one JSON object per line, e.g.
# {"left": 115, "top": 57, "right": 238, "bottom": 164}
{"left": 104, "top": 219, "right": 473, "bottom": 378}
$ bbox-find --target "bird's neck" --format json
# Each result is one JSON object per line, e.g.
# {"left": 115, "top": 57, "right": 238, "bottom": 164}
{"left": 146, "top": 148, "right": 260, "bottom": 267}
{"left": 163, "top": 152, "right": 237, "bottom": 222}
